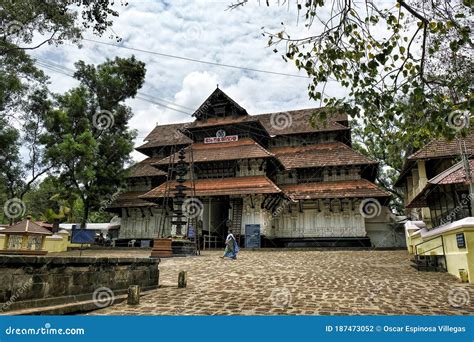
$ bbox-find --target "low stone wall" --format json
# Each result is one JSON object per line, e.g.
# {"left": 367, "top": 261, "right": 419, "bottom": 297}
{"left": 0, "top": 255, "right": 159, "bottom": 313}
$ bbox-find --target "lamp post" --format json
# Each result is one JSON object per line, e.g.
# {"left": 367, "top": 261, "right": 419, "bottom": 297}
{"left": 172, "top": 149, "right": 189, "bottom": 237}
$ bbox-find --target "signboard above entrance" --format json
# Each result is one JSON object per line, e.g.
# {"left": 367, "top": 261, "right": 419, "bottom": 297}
{"left": 204, "top": 129, "right": 239, "bottom": 144}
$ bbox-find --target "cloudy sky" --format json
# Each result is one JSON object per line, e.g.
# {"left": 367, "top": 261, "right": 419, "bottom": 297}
{"left": 30, "top": 0, "right": 349, "bottom": 161}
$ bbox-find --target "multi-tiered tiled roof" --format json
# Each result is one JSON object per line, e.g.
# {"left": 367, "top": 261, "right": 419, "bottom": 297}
{"left": 111, "top": 88, "right": 388, "bottom": 209}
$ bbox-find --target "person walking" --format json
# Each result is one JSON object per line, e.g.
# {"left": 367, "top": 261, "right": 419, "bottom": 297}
{"left": 221, "top": 229, "right": 239, "bottom": 260}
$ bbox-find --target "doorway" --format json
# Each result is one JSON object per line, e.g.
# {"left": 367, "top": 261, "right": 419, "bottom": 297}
{"left": 204, "top": 197, "right": 230, "bottom": 245}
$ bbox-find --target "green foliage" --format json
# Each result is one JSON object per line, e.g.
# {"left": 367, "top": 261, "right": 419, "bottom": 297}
{"left": 40, "top": 56, "right": 145, "bottom": 227}
{"left": 0, "top": 0, "right": 124, "bottom": 54}
{"left": 262, "top": 0, "right": 472, "bottom": 144}
{"left": 0, "top": 0, "right": 127, "bottom": 206}
{"left": 0, "top": 116, "right": 24, "bottom": 198}
{"left": 243, "top": 0, "right": 474, "bottom": 209}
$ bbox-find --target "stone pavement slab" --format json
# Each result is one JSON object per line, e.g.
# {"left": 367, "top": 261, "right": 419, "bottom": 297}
{"left": 86, "top": 250, "right": 473, "bottom": 316}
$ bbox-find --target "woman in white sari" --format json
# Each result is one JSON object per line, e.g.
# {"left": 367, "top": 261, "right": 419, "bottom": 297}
{"left": 222, "top": 229, "right": 239, "bottom": 260}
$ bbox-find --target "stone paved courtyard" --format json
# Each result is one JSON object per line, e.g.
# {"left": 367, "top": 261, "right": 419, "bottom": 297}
{"left": 84, "top": 249, "right": 473, "bottom": 316}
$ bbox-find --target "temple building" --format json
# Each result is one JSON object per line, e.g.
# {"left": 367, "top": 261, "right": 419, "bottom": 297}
{"left": 398, "top": 132, "right": 474, "bottom": 283}
{"left": 108, "top": 88, "right": 403, "bottom": 248}
{"left": 395, "top": 131, "right": 474, "bottom": 227}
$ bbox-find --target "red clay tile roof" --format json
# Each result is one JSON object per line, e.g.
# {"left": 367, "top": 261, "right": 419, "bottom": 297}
{"left": 406, "top": 160, "right": 474, "bottom": 208}
{"left": 141, "top": 176, "right": 281, "bottom": 199}
{"left": 35, "top": 221, "right": 53, "bottom": 229}
{"left": 108, "top": 191, "right": 157, "bottom": 209}
{"left": 255, "top": 108, "right": 349, "bottom": 136}
{"left": 429, "top": 159, "right": 474, "bottom": 185}
{"left": 154, "top": 138, "right": 273, "bottom": 165}
{"left": 2, "top": 218, "right": 53, "bottom": 235}
{"left": 137, "top": 108, "right": 348, "bottom": 151}
{"left": 136, "top": 123, "right": 193, "bottom": 150}
{"left": 127, "top": 158, "right": 167, "bottom": 178}
{"left": 408, "top": 131, "right": 474, "bottom": 160}
{"left": 280, "top": 179, "right": 390, "bottom": 200}
{"left": 270, "top": 142, "right": 376, "bottom": 169}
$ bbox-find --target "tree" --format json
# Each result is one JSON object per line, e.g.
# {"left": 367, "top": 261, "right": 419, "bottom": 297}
{"left": 232, "top": 1, "right": 472, "bottom": 145}
{"left": 40, "top": 56, "right": 146, "bottom": 228}
{"left": 0, "top": 0, "right": 125, "bottom": 55}
{"left": 0, "top": 0, "right": 127, "bottom": 214}
{"left": 0, "top": 115, "right": 23, "bottom": 199}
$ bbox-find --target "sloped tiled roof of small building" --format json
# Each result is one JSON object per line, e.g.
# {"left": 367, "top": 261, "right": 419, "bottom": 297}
{"left": 2, "top": 218, "right": 52, "bottom": 235}
{"left": 408, "top": 131, "right": 474, "bottom": 160}
{"left": 429, "top": 159, "right": 474, "bottom": 185}
{"left": 405, "top": 160, "right": 474, "bottom": 208}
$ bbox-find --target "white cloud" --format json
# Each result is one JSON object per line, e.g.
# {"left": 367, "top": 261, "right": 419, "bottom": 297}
{"left": 174, "top": 71, "right": 220, "bottom": 110}
{"left": 27, "top": 0, "right": 347, "bottom": 163}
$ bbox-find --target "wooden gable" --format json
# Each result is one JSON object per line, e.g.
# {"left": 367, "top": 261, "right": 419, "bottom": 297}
{"left": 192, "top": 87, "right": 247, "bottom": 120}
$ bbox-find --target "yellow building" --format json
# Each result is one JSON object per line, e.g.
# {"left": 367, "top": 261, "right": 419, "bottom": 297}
{"left": 403, "top": 159, "right": 474, "bottom": 283}
{"left": 0, "top": 223, "right": 70, "bottom": 254}
{"left": 0, "top": 216, "right": 53, "bottom": 255}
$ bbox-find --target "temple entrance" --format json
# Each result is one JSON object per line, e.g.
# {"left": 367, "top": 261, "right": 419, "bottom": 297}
{"left": 203, "top": 197, "right": 230, "bottom": 246}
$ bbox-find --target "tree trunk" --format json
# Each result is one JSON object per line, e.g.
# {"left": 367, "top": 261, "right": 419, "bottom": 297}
{"left": 81, "top": 199, "right": 89, "bottom": 229}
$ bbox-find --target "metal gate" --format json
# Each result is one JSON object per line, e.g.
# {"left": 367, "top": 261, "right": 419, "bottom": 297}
{"left": 244, "top": 224, "right": 261, "bottom": 248}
